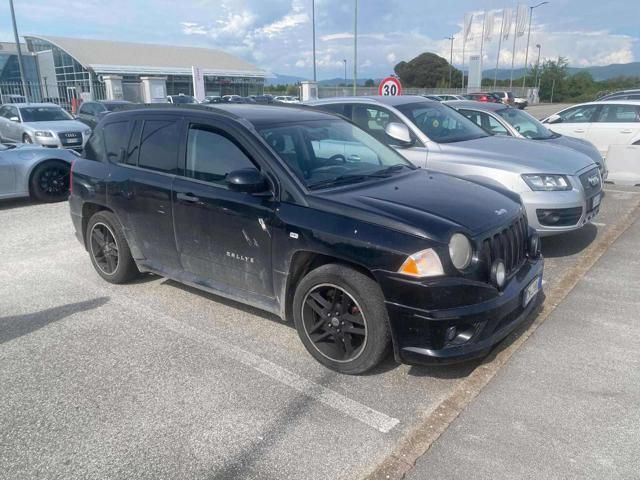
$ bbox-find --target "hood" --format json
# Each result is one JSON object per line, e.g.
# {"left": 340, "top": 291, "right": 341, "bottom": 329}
{"left": 437, "top": 135, "right": 597, "bottom": 174}
{"left": 543, "top": 134, "right": 603, "bottom": 166}
{"left": 313, "top": 170, "right": 523, "bottom": 241}
{"left": 23, "top": 120, "right": 89, "bottom": 133}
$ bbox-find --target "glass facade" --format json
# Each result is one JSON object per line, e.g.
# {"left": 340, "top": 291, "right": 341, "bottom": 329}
{"left": 0, "top": 52, "right": 39, "bottom": 83}
{"left": 25, "top": 37, "right": 264, "bottom": 100}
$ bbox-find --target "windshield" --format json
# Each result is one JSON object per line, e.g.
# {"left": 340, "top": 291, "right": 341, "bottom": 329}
{"left": 258, "top": 119, "right": 415, "bottom": 189}
{"left": 497, "top": 108, "right": 554, "bottom": 140}
{"left": 395, "top": 102, "right": 488, "bottom": 143}
{"left": 19, "top": 106, "right": 73, "bottom": 122}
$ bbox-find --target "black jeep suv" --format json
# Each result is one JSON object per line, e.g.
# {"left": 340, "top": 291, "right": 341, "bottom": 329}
{"left": 69, "top": 104, "right": 543, "bottom": 374}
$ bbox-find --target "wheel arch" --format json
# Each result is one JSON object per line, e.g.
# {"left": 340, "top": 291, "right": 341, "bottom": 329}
{"left": 282, "top": 250, "right": 377, "bottom": 323}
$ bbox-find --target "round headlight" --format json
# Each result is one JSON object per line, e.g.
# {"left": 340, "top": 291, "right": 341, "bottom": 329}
{"left": 491, "top": 260, "right": 507, "bottom": 289}
{"left": 449, "top": 233, "right": 473, "bottom": 270}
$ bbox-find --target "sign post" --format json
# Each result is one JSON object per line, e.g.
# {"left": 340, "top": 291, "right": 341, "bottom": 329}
{"left": 378, "top": 76, "right": 403, "bottom": 96}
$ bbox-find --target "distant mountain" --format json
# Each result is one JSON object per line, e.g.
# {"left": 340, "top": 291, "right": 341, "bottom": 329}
{"left": 266, "top": 74, "right": 381, "bottom": 86}
{"left": 484, "top": 62, "right": 640, "bottom": 81}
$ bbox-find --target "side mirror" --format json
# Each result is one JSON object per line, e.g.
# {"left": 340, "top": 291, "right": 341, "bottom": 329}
{"left": 226, "top": 168, "right": 270, "bottom": 194}
{"left": 545, "top": 114, "right": 562, "bottom": 124}
{"left": 9, "top": 116, "right": 20, "bottom": 123}
{"left": 385, "top": 122, "right": 413, "bottom": 147}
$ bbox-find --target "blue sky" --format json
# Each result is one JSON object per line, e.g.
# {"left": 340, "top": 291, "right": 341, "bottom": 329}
{"left": 0, "top": 0, "right": 637, "bottom": 79}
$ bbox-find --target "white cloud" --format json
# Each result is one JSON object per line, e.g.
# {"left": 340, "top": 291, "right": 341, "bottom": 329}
{"left": 386, "top": 52, "right": 397, "bottom": 64}
{"left": 259, "top": 12, "right": 308, "bottom": 38}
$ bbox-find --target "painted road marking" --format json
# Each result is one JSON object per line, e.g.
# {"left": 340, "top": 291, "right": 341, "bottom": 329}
{"left": 604, "top": 188, "right": 640, "bottom": 195}
{"left": 591, "top": 222, "right": 607, "bottom": 227}
{"left": 59, "top": 272, "right": 400, "bottom": 434}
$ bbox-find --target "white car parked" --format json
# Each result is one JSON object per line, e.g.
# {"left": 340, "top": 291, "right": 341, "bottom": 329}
{"left": 542, "top": 100, "right": 640, "bottom": 158}
{"left": 274, "top": 96, "right": 300, "bottom": 104}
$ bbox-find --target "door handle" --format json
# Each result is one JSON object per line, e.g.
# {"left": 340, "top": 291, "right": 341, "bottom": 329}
{"left": 176, "top": 192, "right": 200, "bottom": 203}
{"left": 620, "top": 129, "right": 633, "bottom": 134}
{"left": 348, "top": 154, "right": 361, "bottom": 161}
{"left": 573, "top": 129, "right": 585, "bottom": 133}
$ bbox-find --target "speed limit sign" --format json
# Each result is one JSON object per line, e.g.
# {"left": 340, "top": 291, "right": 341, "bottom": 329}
{"left": 378, "top": 76, "right": 403, "bottom": 96}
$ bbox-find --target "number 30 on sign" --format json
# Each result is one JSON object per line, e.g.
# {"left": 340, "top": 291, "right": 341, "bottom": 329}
{"left": 378, "top": 77, "right": 402, "bottom": 96}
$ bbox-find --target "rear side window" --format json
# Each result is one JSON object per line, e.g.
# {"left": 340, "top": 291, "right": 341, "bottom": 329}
{"left": 185, "top": 126, "right": 255, "bottom": 185}
{"left": 103, "top": 121, "right": 130, "bottom": 163}
{"left": 138, "top": 120, "right": 180, "bottom": 173}
{"left": 315, "top": 104, "right": 346, "bottom": 116}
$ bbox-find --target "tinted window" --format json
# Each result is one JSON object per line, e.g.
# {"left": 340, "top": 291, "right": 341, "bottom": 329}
{"left": 103, "top": 121, "right": 130, "bottom": 163}
{"left": 84, "top": 128, "right": 105, "bottom": 162}
{"left": 595, "top": 104, "right": 640, "bottom": 123}
{"left": 396, "top": 102, "right": 488, "bottom": 143}
{"left": 316, "top": 103, "right": 346, "bottom": 116}
{"left": 497, "top": 108, "right": 553, "bottom": 139}
{"left": 78, "top": 103, "right": 94, "bottom": 115}
{"left": 557, "top": 105, "right": 599, "bottom": 123}
{"left": 351, "top": 105, "right": 403, "bottom": 143}
{"left": 138, "top": 120, "right": 180, "bottom": 173}
{"left": 185, "top": 127, "right": 255, "bottom": 184}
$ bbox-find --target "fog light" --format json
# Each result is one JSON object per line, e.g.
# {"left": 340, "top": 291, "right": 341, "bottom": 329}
{"left": 491, "top": 260, "right": 506, "bottom": 290}
{"left": 529, "top": 232, "right": 541, "bottom": 258}
{"left": 446, "top": 326, "right": 457, "bottom": 342}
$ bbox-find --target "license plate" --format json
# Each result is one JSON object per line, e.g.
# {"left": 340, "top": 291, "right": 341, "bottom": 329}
{"left": 67, "top": 138, "right": 81, "bottom": 143}
{"left": 523, "top": 276, "right": 542, "bottom": 307}
{"left": 592, "top": 193, "right": 601, "bottom": 209}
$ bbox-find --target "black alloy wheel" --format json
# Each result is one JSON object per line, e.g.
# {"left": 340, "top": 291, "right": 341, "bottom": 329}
{"left": 89, "top": 222, "right": 119, "bottom": 275}
{"left": 29, "top": 161, "right": 70, "bottom": 202}
{"left": 301, "top": 283, "right": 368, "bottom": 363}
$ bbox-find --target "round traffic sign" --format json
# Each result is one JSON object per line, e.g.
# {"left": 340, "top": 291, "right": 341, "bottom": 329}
{"left": 378, "top": 76, "right": 403, "bottom": 96}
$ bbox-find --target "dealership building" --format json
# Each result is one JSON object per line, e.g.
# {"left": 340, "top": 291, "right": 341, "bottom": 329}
{"left": 0, "top": 35, "right": 265, "bottom": 104}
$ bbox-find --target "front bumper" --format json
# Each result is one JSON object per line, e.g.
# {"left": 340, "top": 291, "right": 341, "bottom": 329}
{"left": 377, "top": 257, "right": 544, "bottom": 366}
{"left": 520, "top": 188, "right": 603, "bottom": 237}
{"left": 33, "top": 134, "right": 87, "bottom": 151}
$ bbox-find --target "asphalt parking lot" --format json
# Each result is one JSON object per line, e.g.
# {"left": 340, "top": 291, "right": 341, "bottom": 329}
{"left": 1, "top": 183, "right": 639, "bottom": 480}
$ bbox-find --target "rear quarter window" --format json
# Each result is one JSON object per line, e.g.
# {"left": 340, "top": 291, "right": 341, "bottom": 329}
{"left": 83, "top": 128, "right": 105, "bottom": 162}
{"left": 137, "top": 119, "right": 180, "bottom": 174}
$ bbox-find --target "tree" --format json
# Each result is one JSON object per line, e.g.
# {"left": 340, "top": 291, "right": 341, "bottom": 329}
{"left": 394, "top": 52, "right": 462, "bottom": 88}
{"left": 364, "top": 79, "right": 375, "bottom": 87}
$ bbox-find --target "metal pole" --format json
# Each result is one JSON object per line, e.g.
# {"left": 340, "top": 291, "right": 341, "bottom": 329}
{"left": 312, "top": 0, "right": 317, "bottom": 82}
{"left": 446, "top": 36, "right": 454, "bottom": 88}
{"left": 9, "top": 0, "right": 28, "bottom": 101}
{"left": 534, "top": 44, "right": 541, "bottom": 88}
{"left": 461, "top": 40, "right": 466, "bottom": 89}
{"left": 343, "top": 59, "right": 347, "bottom": 86}
{"left": 550, "top": 78, "right": 555, "bottom": 103}
{"left": 353, "top": 0, "right": 358, "bottom": 95}
{"left": 522, "top": 2, "right": 548, "bottom": 89}
{"left": 509, "top": 6, "right": 519, "bottom": 89}
{"left": 494, "top": 10, "right": 506, "bottom": 88}
{"left": 479, "top": 13, "right": 486, "bottom": 85}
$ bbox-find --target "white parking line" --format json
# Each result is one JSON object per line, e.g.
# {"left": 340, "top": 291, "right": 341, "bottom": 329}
{"left": 604, "top": 188, "right": 640, "bottom": 195}
{"left": 128, "top": 299, "right": 400, "bottom": 433}
{"left": 62, "top": 273, "right": 400, "bottom": 434}
{"left": 591, "top": 222, "right": 607, "bottom": 227}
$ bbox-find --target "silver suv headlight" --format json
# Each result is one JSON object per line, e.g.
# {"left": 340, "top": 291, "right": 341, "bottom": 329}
{"left": 34, "top": 131, "right": 53, "bottom": 137}
{"left": 398, "top": 248, "right": 444, "bottom": 278}
{"left": 449, "top": 233, "right": 473, "bottom": 270}
{"left": 522, "top": 174, "right": 571, "bottom": 191}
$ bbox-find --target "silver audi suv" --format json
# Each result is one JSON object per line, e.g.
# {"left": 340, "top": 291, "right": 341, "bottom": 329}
{"left": 307, "top": 96, "right": 603, "bottom": 236}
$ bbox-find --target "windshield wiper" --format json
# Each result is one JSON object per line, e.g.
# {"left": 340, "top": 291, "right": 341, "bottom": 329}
{"left": 308, "top": 172, "right": 391, "bottom": 190}
{"left": 372, "top": 163, "right": 416, "bottom": 175}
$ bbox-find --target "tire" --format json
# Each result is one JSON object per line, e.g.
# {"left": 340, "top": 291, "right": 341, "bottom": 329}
{"left": 292, "top": 264, "right": 391, "bottom": 374}
{"left": 23, "top": 134, "right": 33, "bottom": 144}
{"left": 86, "top": 211, "right": 139, "bottom": 284}
{"left": 29, "top": 160, "right": 70, "bottom": 203}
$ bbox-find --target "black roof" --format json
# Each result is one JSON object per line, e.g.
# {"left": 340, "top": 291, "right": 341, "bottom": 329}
{"left": 105, "top": 103, "right": 336, "bottom": 126}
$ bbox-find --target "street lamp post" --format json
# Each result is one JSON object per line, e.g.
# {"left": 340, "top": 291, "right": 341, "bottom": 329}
{"left": 522, "top": 2, "right": 549, "bottom": 89}
{"left": 445, "top": 36, "right": 454, "bottom": 88}
{"left": 353, "top": 0, "right": 358, "bottom": 95}
{"left": 534, "top": 44, "right": 542, "bottom": 88}
{"left": 9, "top": 0, "right": 28, "bottom": 101}
{"left": 312, "top": 0, "right": 317, "bottom": 82}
